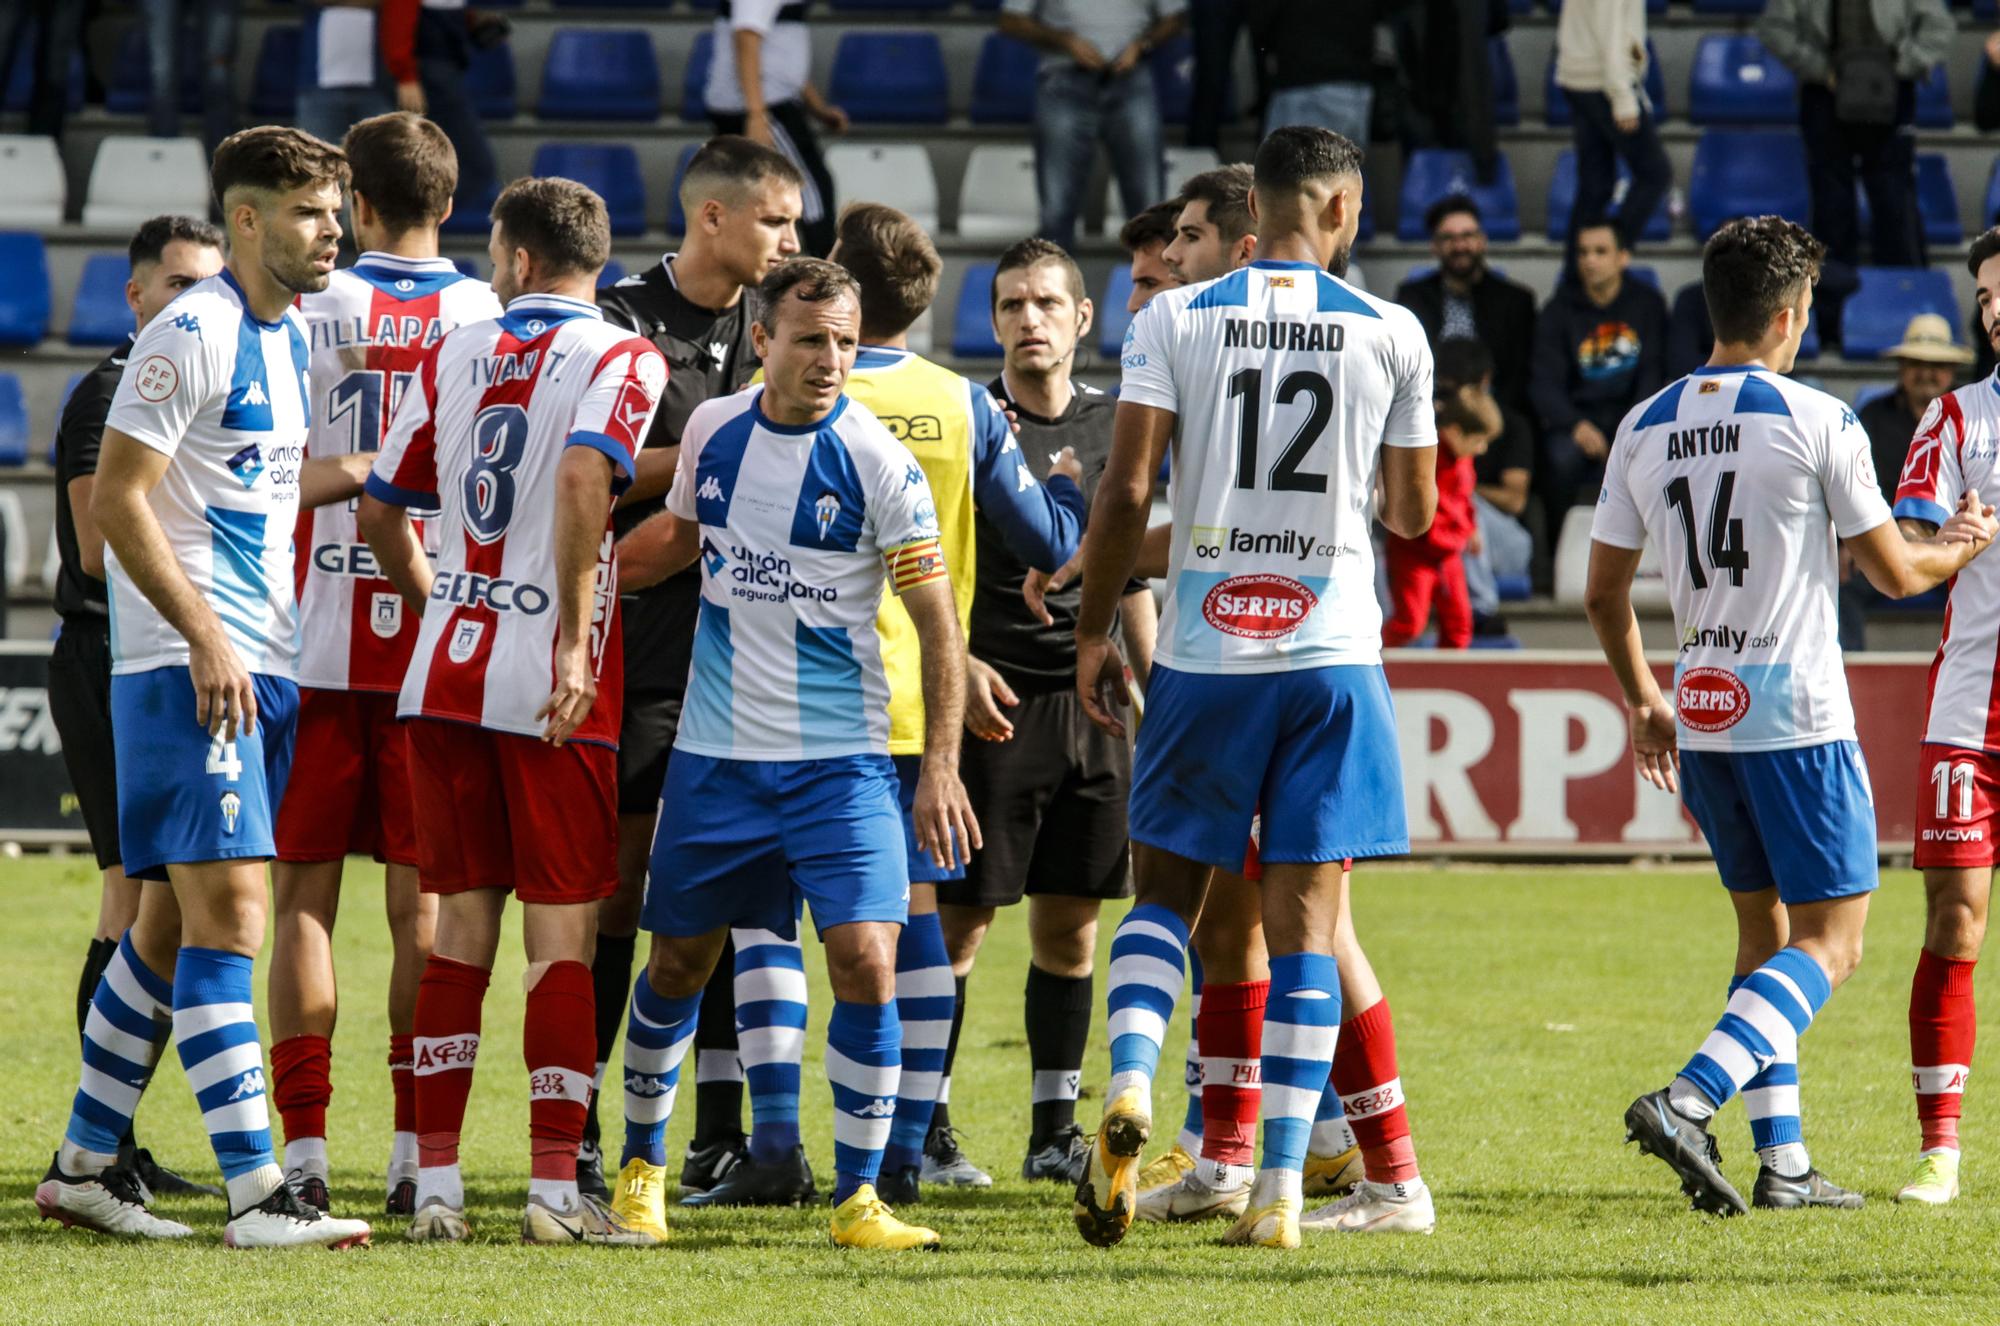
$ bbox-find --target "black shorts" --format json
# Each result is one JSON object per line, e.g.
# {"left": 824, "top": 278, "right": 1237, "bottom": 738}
{"left": 618, "top": 691, "right": 684, "bottom": 815}
{"left": 47, "top": 620, "right": 120, "bottom": 870}
{"left": 940, "top": 687, "right": 1133, "bottom": 910}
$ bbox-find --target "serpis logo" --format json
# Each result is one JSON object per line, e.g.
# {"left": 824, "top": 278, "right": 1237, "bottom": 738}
{"left": 1675, "top": 667, "right": 1751, "bottom": 733}
{"left": 1201, "top": 574, "right": 1317, "bottom": 639}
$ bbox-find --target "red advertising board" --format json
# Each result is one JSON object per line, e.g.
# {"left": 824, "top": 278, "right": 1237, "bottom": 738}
{"left": 1380, "top": 651, "right": 1932, "bottom": 855}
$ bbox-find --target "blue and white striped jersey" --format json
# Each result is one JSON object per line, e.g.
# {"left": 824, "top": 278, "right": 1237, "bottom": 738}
{"left": 666, "top": 386, "right": 947, "bottom": 761}
{"left": 1120, "top": 258, "right": 1437, "bottom": 674}
{"left": 103, "top": 270, "right": 313, "bottom": 679}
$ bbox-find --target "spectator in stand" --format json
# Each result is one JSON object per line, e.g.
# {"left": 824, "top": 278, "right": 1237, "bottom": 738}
{"left": 1981, "top": 26, "right": 2000, "bottom": 138}
{"left": 1759, "top": 0, "right": 1954, "bottom": 270}
{"left": 1382, "top": 369, "right": 1501, "bottom": 650}
{"left": 704, "top": 0, "right": 847, "bottom": 257}
{"left": 1664, "top": 279, "right": 1712, "bottom": 381}
{"left": 1, "top": 0, "right": 86, "bottom": 141}
{"left": 1529, "top": 218, "right": 1665, "bottom": 512}
{"left": 1438, "top": 338, "right": 1533, "bottom": 635}
{"left": 380, "top": 0, "right": 502, "bottom": 224}
{"left": 1554, "top": 0, "right": 1670, "bottom": 265}
{"left": 1859, "top": 313, "right": 1970, "bottom": 502}
{"left": 1187, "top": 0, "right": 1245, "bottom": 150}
{"left": 1000, "top": 0, "right": 1187, "bottom": 250}
{"left": 1249, "top": 0, "right": 1386, "bottom": 147}
{"left": 1400, "top": 0, "right": 1500, "bottom": 181}
{"left": 1393, "top": 196, "right": 1539, "bottom": 422}
{"left": 295, "top": 3, "right": 392, "bottom": 147}
{"left": 140, "top": 0, "right": 240, "bottom": 151}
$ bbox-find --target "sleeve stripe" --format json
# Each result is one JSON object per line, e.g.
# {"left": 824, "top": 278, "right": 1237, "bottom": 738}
{"left": 1893, "top": 496, "right": 1950, "bottom": 528}
{"left": 885, "top": 537, "right": 947, "bottom": 593}
{"left": 565, "top": 428, "right": 639, "bottom": 493}
{"left": 364, "top": 472, "right": 439, "bottom": 508}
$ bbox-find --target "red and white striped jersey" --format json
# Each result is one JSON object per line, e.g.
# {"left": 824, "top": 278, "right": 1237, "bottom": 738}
{"left": 294, "top": 255, "right": 501, "bottom": 692}
{"left": 1893, "top": 374, "right": 2000, "bottom": 752}
{"left": 366, "top": 293, "right": 666, "bottom": 746}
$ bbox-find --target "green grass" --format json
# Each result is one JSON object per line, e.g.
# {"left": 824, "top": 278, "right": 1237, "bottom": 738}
{"left": 2, "top": 858, "right": 1997, "bottom": 1323}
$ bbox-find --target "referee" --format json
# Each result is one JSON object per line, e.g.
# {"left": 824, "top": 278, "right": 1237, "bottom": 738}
{"left": 47, "top": 214, "right": 225, "bottom": 1200}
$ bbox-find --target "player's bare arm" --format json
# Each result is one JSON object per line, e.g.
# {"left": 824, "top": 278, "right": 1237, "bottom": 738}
{"left": 964, "top": 654, "right": 1019, "bottom": 743}
{"left": 614, "top": 508, "right": 701, "bottom": 592}
{"left": 1847, "top": 492, "right": 1998, "bottom": 598}
{"left": 356, "top": 491, "right": 435, "bottom": 611}
{"left": 93, "top": 428, "right": 255, "bottom": 739}
{"left": 1583, "top": 539, "right": 1679, "bottom": 793}
{"left": 1075, "top": 400, "right": 1176, "bottom": 736}
{"left": 538, "top": 445, "right": 619, "bottom": 746}
{"left": 66, "top": 474, "right": 104, "bottom": 579}
{"left": 1378, "top": 442, "right": 1441, "bottom": 540}
{"left": 299, "top": 450, "right": 376, "bottom": 510}
{"left": 614, "top": 443, "right": 680, "bottom": 509}
{"left": 901, "top": 573, "right": 982, "bottom": 869}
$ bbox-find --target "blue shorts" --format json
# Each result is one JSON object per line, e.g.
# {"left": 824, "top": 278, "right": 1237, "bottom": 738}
{"left": 893, "top": 753, "right": 966, "bottom": 884}
{"left": 110, "top": 666, "right": 299, "bottom": 882}
{"left": 1130, "top": 663, "right": 1408, "bottom": 869}
{"left": 1679, "top": 740, "right": 1879, "bottom": 904}
{"left": 644, "top": 751, "right": 911, "bottom": 940}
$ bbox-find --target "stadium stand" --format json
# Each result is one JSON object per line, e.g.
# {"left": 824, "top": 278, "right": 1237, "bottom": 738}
{"left": 663, "top": 141, "right": 703, "bottom": 236}
{"left": 1686, "top": 33, "right": 1798, "bottom": 125}
{"left": 532, "top": 143, "right": 647, "bottom": 237}
{"left": 951, "top": 261, "right": 1002, "bottom": 359}
{"left": 1398, "top": 150, "right": 1521, "bottom": 242}
{"left": 1687, "top": 131, "right": 1812, "bottom": 241}
{"left": 0, "top": 234, "right": 50, "bottom": 347}
{"left": 104, "top": 23, "right": 201, "bottom": 117}
{"left": 680, "top": 30, "right": 714, "bottom": 122}
{"left": 81, "top": 136, "right": 208, "bottom": 231}
{"left": 537, "top": 28, "right": 661, "bottom": 121}
{"left": 1842, "top": 267, "right": 1963, "bottom": 360}
{"left": 1098, "top": 266, "right": 1135, "bottom": 359}
{"left": 0, "top": 135, "right": 65, "bottom": 229}
{"left": 248, "top": 25, "right": 300, "bottom": 121}
{"left": 1545, "top": 151, "right": 1673, "bottom": 242}
{"left": 1493, "top": 37, "right": 1521, "bottom": 127}
{"left": 467, "top": 41, "right": 520, "bottom": 121}
{"left": 3, "top": 26, "right": 84, "bottom": 114}
{"left": 65, "top": 254, "right": 130, "bottom": 348}
{"left": 969, "top": 32, "right": 1038, "bottom": 124}
{"left": 830, "top": 32, "right": 951, "bottom": 124}
{"left": 957, "top": 145, "right": 1039, "bottom": 242}
{"left": 0, "top": 374, "right": 26, "bottom": 469}
{"left": 1545, "top": 41, "right": 1667, "bottom": 125}
{"left": 826, "top": 144, "right": 940, "bottom": 235}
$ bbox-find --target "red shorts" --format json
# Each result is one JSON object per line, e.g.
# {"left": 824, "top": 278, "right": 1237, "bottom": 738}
{"left": 275, "top": 688, "right": 419, "bottom": 866}
{"left": 1914, "top": 742, "right": 2000, "bottom": 869}
{"left": 1239, "top": 827, "right": 1351, "bottom": 882}
{"left": 405, "top": 718, "right": 618, "bottom": 905}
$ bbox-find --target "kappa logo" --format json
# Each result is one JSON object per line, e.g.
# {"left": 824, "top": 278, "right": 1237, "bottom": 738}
{"left": 815, "top": 492, "right": 841, "bottom": 540}
{"left": 624, "top": 1072, "right": 669, "bottom": 1098}
{"left": 697, "top": 475, "right": 725, "bottom": 502}
{"left": 241, "top": 379, "right": 268, "bottom": 408}
{"left": 219, "top": 790, "right": 242, "bottom": 835}
{"left": 225, "top": 442, "right": 265, "bottom": 488}
{"left": 853, "top": 1097, "right": 896, "bottom": 1118}
{"left": 1014, "top": 463, "right": 1036, "bottom": 492}
{"left": 904, "top": 464, "right": 924, "bottom": 489}
{"left": 171, "top": 311, "right": 202, "bottom": 340}
{"left": 448, "top": 619, "right": 485, "bottom": 663}
{"left": 226, "top": 1069, "right": 265, "bottom": 1102}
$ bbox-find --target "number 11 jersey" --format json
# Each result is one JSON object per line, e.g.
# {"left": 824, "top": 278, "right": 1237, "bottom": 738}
{"left": 1591, "top": 365, "right": 1892, "bottom": 752}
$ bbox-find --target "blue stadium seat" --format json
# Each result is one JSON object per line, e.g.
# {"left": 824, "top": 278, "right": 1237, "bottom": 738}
{"left": 952, "top": 262, "right": 1003, "bottom": 359}
{"left": 1692, "top": 0, "right": 1766, "bottom": 11}
{"left": 466, "top": 40, "right": 517, "bottom": 119}
{"left": 1545, "top": 150, "right": 1672, "bottom": 242}
{"left": 1859, "top": 154, "right": 1964, "bottom": 245}
{"left": 830, "top": 32, "right": 949, "bottom": 124}
{"left": 1491, "top": 37, "right": 1519, "bottom": 127}
{"left": 440, "top": 180, "right": 500, "bottom": 235}
{"left": 1688, "top": 34, "right": 1797, "bottom": 125}
{"left": 0, "top": 234, "right": 50, "bottom": 346}
{"left": 0, "top": 374, "right": 27, "bottom": 467}
{"left": 828, "top": 0, "right": 952, "bottom": 7}
{"left": 1397, "top": 150, "right": 1520, "bottom": 242}
{"left": 1546, "top": 43, "right": 1666, "bottom": 126}
{"left": 1852, "top": 381, "right": 1896, "bottom": 413}
{"left": 551, "top": 0, "right": 669, "bottom": 6}
{"left": 681, "top": 30, "right": 713, "bottom": 121}
{"left": 537, "top": 29, "right": 660, "bottom": 120}
{"left": 665, "top": 142, "right": 702, "bottom": 234}
{"left": 600, "top": 259, "right": 626, "bottom": 286}
{"left": 106, "top": 22, "right": 202, "bottom": 115}
{"left": 451, "top": 258, "right": 481, "bottom": 280}
{"left": 1797, "top": 305, "right": 1822, "bottom": 361}
{"left": 1150, "top": 33, "right": 1233, "bottom": 124}
{"left": 4, "top": 23, "right": 85, "bottom": 114}
{"left": 1099, "top": 266, "right": 1135, "bottom": 360}
{"left": 1842, "top": 267, "right": 1961, "bottom": 359}
{"left": 970, "top": 33, "right": 1039, "bottom": 124}
{"left": 1915, "top": 64, "right": 1953, "bottom": 129}
{"left": 1688, "top": 131, "right": 1810, "bottom": 239}
{"left": 68, "top": 255, "right": 133, "bottom": 347}
{"left": 248, "top": 25, "right": 300, "bottom": 119}
{"left": 533, "top": 144, "right": 646, "bottom": 237}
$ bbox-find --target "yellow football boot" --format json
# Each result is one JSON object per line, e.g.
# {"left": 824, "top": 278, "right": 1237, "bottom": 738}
{"left": 1136, "top": 1143, "right": 1196, "bottom": 1194}
{"left": 609, "top": 1158, "right": 671, "bottom": 1243}
{"left": 1301, "top": 1145, "right": 1363, "bottom": 1198}
{"left": 1896, "top": 1149, "right": 1961, "bottom": 1205}
{"left": 1221, "top": 1195, "right": 1302, "bottom": 1249}
{"left": 1073, "top": 1088, "right": 1151, "bottom": 1247}
{"left": 830, "top": 1185, "right": 941, "bottom": 1250}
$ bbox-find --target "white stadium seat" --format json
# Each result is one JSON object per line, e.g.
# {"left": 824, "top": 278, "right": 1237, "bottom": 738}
{"left": 0, "top": 489, "right": 28, "bottom": 593}
{"left": 82, "top": 136, "right": 209, "bottom": 231}
{"left": 1553, "top": 503, "right": 1668, "bottom": 608}
{"left": 0, "top": 136, "right": 66, "bottom": 229}
{"left": 1103, "top": 146, "right": 1222, "bottom": 233}
{"left": 825, "top": 144, "right": 939, "bottom": 237}
{"left": 956, "top": 145, "right": 1038, "bottom": 242}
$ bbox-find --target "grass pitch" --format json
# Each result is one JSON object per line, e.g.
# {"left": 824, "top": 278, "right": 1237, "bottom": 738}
{"left": 1, "top": 857, "right": 1996, "bottom": 1323}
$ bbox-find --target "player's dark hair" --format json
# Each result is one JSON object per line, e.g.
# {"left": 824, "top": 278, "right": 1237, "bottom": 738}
{"left": 1969, "top": 225, "right": 2000, "bottom": 279}
{"left": 758, "top": 256, "right": 861, "bottom": 333}
{"left": 491, "top": 176, "right": 612, "bottom": 279}
{"left": 1424, "top": 194, "right": 1482, "bottom": 236}
{"left": 343, "top": 112, "right": 457, "bottom": 237}
{"left": 211, "top": 125, "right": 349, "bottom": 210}
{"left": 128, "top": 214, "right": 223, "bottom": 270}
{"left": 1703, "top": 215, "right": 1825, "bottom": 346}
{"left": 1179, "top": 164, "right": 1256, "bottom": 244}
{"left": 680, "top": 134, "right": 805, "bottom": 215}
{"left": 1434, "top": 337, "right": 1495, "bottom": 393}
{"left": 991, "top": 236, "right": 1087, "bottom": 313}
{"left": 832, "top": 202, "right": 940, "bottom": 340}
{"left": 1575, "top": 216, "right": 1628, "bottom": 252}
{"left": 1253, "top": 125, "right": 1364, "bottom": 197}
{"left": 1118, "top": 200, "right": 1182, "bottom": 254}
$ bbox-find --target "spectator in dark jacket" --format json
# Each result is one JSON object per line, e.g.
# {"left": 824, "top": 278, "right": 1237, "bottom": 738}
{"left": 1859, "top": 313, "right": 1970, "bottom": 501}
{"left": 1393, "top": 195, "right": 1540, "bottom": 421}
{"left": 382, "top": 0, "right": 503, "bottom": 224}
{"left": 1529, "top": 219, "right": 1666, "bottom": 512}
{"left": 1249, "top": 0, "right": 1386, "bottom": 146}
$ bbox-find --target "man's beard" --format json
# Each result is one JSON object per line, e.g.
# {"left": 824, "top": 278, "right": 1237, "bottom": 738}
{"left": 269, "top": 248, "right": 331, "bottom": 295}
{"left": 1328, "top": 241, "right": 1352, "bottom": 280}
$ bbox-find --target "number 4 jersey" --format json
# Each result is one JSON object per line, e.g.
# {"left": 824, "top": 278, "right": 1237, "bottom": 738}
{"left": 1592, "top": 365, "right": 1892, "bottom": 751}
{"left": 295, "top": 255, "right": 501, "bottom": 691}
{"left": 366, "top": 293, "right": 667, "bottom": 745}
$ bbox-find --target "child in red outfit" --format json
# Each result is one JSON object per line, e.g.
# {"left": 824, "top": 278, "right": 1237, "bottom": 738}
{"left": 1382, "top": 373, "right": 1502, "bottom": 648}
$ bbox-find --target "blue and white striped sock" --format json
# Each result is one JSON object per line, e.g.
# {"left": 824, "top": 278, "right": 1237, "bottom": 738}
{"left": 1729, "top": 974, "right": 1811, "bottom": 1176}
{"left": 1105, "top": 904, "right": 1189, "bottom": 1106}
{"left": 1257, "top": 952, "right": 1341, "bottom": 1202}
{"left": 1179, "top": 950, "right": 1205, "bottom": 1153}
{"left": 884, "top": 912, "right": 954, "bottom": 1174}
{"left": 826, "top": 999, "right": 901, "bottom": 1204}
{"left": 621, "top": 974, "right": 699, "bottom": 1168}
{"left": 1674, "top": 947, "right": 1831, "bottom": 1121}
{"left": 172, "top": 947, "right": 282, "bottom": 1213}
{"left": 734, "top": 927, "right": 807, "bottom": 1165}
{"left": 59, "top": 934, "right": 172, "bottom": 1177}
{"left": 1309, "top": 1076, "right": 1358, "bottom": 1157}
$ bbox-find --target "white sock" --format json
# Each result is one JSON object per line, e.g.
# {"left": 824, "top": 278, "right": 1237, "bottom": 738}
{"left": 1247, "top": 1165, "right": 1302, "bottom": 1208}
{"left": 529, "top": 1176, "right": 579, "bottom": 1212}
{"left": 1667, "top": 1075, "right": 1717, "bottom": 1122}
{"left": 225, "top": 1162, "right": 285, "bottom": 1216}
{"left": 1310, "top": 1116, "right": 1358, "bottom": 1156}
{"left": 1107, "top": 1069, "right": 1151, "bottom": 1108}
{"left": 1177, "top": 1127, "right": 1202, "bottom": 1156}
{"left": 283, "top": 1136, "right": 328, "bottom": 1178}
{"left": 1758, "top": 1141, "right": 1811, "bottom": 1178}
{"left": 1198, "top": 1157, "right": 1253, "bottom": 1191}
{"left": 415, "top": 1162, "right": 464, "bottom": 1211}
{"left": 389, "top": 1132, "right": 419, "bottom": 1182}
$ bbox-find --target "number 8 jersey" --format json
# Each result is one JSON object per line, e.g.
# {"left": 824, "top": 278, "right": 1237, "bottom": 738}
{"left": 1119, "top": 259, "right": 1436, "bottom": 674}
{"left": 366, "top": 293, "right": 666, "bottom": 745}
{"left": 1592, "top": 365, "right": 1892, "bottom": 751}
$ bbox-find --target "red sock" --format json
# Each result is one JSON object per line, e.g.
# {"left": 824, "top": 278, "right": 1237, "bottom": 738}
{"left": 1911, "top": 949, "right": 1977, "bottom": 1152}
{"left": 389, "top": 1033, "right": 416, "bottom": 1135}
{"left": 1198, "top": 980, "right": 1269, "bottom": 1169}
{"left": 269, "top": 1034, "right": 332, "bottom": 1144}
{"left": 413, "top": 956, "right": 491, "bottom": 1170}
{"left": 525, "top": 960, "right": 596, "bottom": 1185}
{"left": 1330, "top": 998, "right": 1419, "bottom": 1184}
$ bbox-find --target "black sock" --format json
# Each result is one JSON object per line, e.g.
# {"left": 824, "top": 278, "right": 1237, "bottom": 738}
{"left": 585, "top": 932, "right": 637, "bottom": 1149}
{"left": 78, "top": 936, "right": 116, "bottom": 1047}
{"left": 691, "top": 935, "right": 742, "bottom": 1147}
{"left": 928, "top": 974, "right": 969, "bottom": 1143}
{"left": 1025, "top": 965, "right": 1093, "bottom": 1144}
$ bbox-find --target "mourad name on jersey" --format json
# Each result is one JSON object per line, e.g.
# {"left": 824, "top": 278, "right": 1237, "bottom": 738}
{"left": 1202, "top": 573, "right": 1319, "bottom": 639}
{"left": 1222, "top": 318, "right": 1346, "bottom": 353}
{"left": 1676, "top": 667, "right": 1751, "bottom": 733}
{"left": 1665, "top": 424, "right": 1740, "bottom": 460}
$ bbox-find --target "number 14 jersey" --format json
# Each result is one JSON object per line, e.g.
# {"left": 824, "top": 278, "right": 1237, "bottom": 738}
{"left": 1592, "top": 365, "right": 1892, "bottom": 751}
